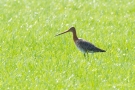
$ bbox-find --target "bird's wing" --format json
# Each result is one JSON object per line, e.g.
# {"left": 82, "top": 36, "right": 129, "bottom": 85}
{"left": 76, "top": 39, "right": 95, "bottom": 51}
{"left": 77, "top": 39, "right": 105, "bottom": 52}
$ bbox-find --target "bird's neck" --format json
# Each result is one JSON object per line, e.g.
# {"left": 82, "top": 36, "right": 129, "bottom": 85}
{"left": 72, "top": 30, "right": 78, "bottom": 42}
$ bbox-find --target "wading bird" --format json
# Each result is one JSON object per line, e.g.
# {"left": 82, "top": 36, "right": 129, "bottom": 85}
{"left": 56, "top": 27, "right": 105, "bottom": 56}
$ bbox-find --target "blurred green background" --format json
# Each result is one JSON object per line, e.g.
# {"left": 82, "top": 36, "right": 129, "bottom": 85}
{"left": 0, "top": 0, "right": 135, "bottom": 89}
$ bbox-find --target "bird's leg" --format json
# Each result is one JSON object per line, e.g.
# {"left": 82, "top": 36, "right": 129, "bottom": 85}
{"left": 86, "top": 52, "right": 89, "bottom": 58}
{"left": 84, "top": 53, "right": 86, "bottom": 57}
{"left": 84, "top": 52, "right": 89, "bottom": 58}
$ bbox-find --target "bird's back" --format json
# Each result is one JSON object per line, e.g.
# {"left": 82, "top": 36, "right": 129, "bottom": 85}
{"left": 75, "top": 38, "right": 105, "bottom": 53}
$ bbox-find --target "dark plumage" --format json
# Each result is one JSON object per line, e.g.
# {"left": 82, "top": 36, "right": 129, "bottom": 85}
{"left": 76, "top": 39, "right": 105, "bottom": 52}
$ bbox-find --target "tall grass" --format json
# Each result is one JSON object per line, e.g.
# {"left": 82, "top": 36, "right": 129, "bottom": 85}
{"left": 0, "top": 0, "right": 135, "bottom": 89}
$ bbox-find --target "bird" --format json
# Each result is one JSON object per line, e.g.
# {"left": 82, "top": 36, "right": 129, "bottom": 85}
{"left": 55, "top": 27, "right": 106, "bottom": 56}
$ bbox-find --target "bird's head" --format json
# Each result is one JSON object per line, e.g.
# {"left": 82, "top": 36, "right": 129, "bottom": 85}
{"left": 55, "top": 27, "right": 75, "bottom": 36}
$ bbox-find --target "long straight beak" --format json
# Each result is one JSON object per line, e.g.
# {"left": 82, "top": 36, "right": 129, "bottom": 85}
{"left": 55, "top": 30, "right": 69, "bottom": 36}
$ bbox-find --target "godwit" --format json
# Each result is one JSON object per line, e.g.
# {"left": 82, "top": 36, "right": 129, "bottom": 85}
{"left": 56, "top": 27, "right": 105, "bottom": 56}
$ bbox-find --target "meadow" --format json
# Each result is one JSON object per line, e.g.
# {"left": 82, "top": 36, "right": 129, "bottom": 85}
{"left": 0, "top": 0, "right": 135, "bottom": 89}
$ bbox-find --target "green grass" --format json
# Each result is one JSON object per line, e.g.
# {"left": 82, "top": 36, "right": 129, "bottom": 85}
{"left": 0, "top": 0, "right": 135, "bottom": 89}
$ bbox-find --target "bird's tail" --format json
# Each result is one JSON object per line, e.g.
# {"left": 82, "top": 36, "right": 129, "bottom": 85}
{"left": 95, "top": 47, "right": 106, "bottom": 52}
{"left": 99, "top": 49, "right": 106, "bottom": 52}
